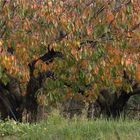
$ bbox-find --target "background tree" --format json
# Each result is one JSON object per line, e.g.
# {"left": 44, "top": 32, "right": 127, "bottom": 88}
{"left": 0, "top": 0, "right": 140, "bottom": 121}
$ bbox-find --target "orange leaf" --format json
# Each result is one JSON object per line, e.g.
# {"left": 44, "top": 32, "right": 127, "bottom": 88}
{"left": 136, "top": 64, "right": 140, "bottom": 82}
{"left": 107, "top": 11, "right": 114, "bottom": 22}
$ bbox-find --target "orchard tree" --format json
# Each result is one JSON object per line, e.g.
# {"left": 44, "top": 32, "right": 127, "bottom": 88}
{"left": 0, "top": 0, "right": 140, "bottom": 121}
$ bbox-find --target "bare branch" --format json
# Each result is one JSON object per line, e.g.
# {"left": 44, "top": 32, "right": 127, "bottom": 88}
{"left": 129, "top": 22, "right": 140, "bottom": 32}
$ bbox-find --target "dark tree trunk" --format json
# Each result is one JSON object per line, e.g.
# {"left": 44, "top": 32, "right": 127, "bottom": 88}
{"left": 0, "top": 76, "right": 23, "bottom": 121}
{"left": 25, "top": 47, "right": 64, "bottom": 123}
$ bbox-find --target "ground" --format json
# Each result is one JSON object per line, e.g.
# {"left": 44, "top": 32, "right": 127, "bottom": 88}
{"left": 0, "top": 111, "right": 140, "bottom": 140}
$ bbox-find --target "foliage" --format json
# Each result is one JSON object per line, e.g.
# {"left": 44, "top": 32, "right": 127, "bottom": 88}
{"left": 0, "top": 0, "right": 140, "bottom": 105}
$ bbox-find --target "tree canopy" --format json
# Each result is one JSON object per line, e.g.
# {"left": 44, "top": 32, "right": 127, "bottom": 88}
{"left": 0, "top": 0, "right": 140, "bottom": 119}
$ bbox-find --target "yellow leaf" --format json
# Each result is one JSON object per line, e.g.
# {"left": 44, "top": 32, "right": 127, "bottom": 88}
{"left": 0, "top": 40, "right": 3, "bottom": 46}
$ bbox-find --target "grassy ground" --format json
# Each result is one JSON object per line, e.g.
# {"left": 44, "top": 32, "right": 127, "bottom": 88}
{"left": 0, "top": 111, "right": 139, "bottom": 140}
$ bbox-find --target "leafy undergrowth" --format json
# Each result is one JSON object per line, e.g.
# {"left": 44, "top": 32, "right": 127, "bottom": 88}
{"left": 0, "top": 111, "right": 140, "bottom": 140}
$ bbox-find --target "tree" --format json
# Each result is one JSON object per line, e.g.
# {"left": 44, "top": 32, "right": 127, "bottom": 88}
{"left": 0, "top": 0, "right": 140, "bottom": 121}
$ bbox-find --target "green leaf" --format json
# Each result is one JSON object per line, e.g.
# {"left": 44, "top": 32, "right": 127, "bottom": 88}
{"left": 110, "top": 67, "right": 116, "bottom": 78}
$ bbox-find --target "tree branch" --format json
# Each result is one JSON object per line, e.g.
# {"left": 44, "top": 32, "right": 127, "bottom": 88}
{"left": 28, "top": 47, "right": 64, "bottom": 76}
{"left": 129, "top": 22, "right": 140, "bottom": 32}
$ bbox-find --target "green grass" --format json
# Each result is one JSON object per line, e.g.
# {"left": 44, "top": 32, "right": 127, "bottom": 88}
{"left": 0, "top": 111, "right": 140, "bottom": 140}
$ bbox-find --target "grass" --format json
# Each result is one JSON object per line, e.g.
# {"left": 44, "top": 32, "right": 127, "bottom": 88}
{"left": 0, "top": 111, "right": 139, "bottom": 140}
